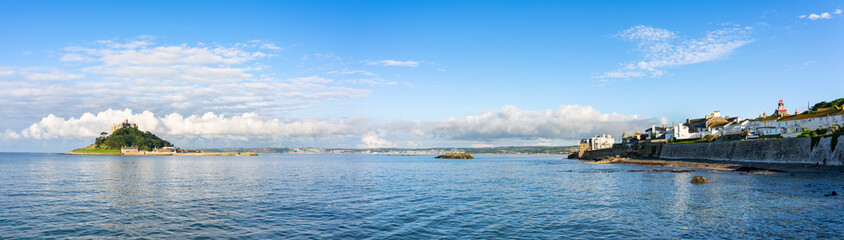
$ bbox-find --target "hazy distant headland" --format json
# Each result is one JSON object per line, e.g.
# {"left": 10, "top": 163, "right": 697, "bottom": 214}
{"left": 202, "top": 146, "right": 579, "bottom": 155}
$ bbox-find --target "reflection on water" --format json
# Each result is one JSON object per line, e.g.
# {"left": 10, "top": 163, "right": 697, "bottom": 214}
{"left": 0, "top": 153, "right": 842, "bottom": 239}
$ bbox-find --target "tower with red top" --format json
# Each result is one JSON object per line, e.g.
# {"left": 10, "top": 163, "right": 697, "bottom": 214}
{"left": 775, "top": 99, "right": 790, "bottom": 117}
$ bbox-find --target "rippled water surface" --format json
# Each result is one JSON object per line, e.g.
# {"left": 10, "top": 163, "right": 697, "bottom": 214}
{"left": 0, "top": 153, "right": 842, "bottom": 239}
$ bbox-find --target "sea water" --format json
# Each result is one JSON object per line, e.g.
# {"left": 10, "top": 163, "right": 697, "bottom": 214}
{"left": 0, "top": 153, "right": 841, "bottom": 239}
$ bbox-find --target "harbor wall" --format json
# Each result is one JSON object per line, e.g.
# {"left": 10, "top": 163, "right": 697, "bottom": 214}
{"left": 579, "top": 143, "right": 627, "bottom": 160}
{"left": 660, "top": 136, "right": 844, "bottom": 166}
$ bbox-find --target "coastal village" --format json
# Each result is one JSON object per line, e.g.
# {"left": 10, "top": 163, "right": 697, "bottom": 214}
{"left": 576, "top": 99, "right": 844, "bottom": 165}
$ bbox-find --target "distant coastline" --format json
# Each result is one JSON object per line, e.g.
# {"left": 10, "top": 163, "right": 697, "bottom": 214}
{"left": 62, "top": 151, "right": 257, "bottom": 156}
{"left": 200, "top": 146, "right": 579, "bottom": 155}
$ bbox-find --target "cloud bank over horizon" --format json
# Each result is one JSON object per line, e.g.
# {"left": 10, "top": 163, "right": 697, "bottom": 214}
{"left": 2, "top": 105, "right": 666, "bottom": 148}
{"left": 0, "top": 37, "right": 376, "bottom": 123}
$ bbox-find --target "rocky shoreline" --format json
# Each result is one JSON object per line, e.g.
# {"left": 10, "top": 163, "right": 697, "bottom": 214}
{"left": 584, "top": 156, "right": 842, "bottom": 173}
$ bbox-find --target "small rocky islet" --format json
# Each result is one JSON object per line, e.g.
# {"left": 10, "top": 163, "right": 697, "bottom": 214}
{"left": 435, "top": 153, "right": 474, "bottom": 159}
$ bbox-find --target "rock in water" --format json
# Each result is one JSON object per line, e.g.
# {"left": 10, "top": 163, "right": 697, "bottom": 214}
{"left": 435, "top": 153, "right": 474, "bottom": 159}
{"left": 691, "top": 176, "right": 710, "bottom": 183}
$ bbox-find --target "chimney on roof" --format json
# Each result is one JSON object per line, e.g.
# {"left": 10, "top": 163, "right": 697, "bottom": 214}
{"left": 795, "top": 109, "right": 799, "bottom": 115}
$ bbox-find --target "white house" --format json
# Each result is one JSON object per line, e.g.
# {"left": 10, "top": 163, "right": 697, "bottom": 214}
{"left": 723, "top": 119, "right": 750, "bottom": 135}
{"left": 584, "top": 135, "right": 614, "bottom": 150}
{"left": 776, "top": 106, "right": 844, "bottom": 137}
{"left": 666, "top": 123, "right": 690, "bottom": 140}
{"left": 747, "top": 114, "right": 781, "bottom": 137}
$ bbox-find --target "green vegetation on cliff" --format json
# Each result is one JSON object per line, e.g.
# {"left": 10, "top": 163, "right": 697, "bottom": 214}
{"left": 809, "top": 98, "right": 844, "bottom": 112}
{"left": 801, "top": 125, "right": 843, "bottom": 152}
{"left": 93, "top": 128, "right": 173, "bottom": 151}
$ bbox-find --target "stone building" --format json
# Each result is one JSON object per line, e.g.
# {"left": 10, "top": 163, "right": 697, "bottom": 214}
{"left": 120, "top": 146, "right": 139, "bottom": 153}
{"left": 112, "top": 119, "right": 138, "bottom": 132}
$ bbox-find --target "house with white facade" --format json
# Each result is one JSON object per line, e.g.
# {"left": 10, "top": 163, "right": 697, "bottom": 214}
{"left": 581, "top": 134, "right": 614, "bottom": 150}
{"left": 644, "top": 125, "right": 667, "bottom": 140}
{"left": 665, "top": 123, "right": 692, "bottom": 141}
{"left": 747, "top": 114, "right": 782, "bottom": 137}
{"left": 723, "top": 119, "right": 750, "bottom": 135}
{"left": 665, "top": 111, "right": 738, "bottom": 141}
{"left": 776, "top": 106, "right": 844, "bottom": 137}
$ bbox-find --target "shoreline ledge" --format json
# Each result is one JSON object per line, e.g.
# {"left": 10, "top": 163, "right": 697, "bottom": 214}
{"left": 583, "top": 157, "right": 842, "bottom": 173}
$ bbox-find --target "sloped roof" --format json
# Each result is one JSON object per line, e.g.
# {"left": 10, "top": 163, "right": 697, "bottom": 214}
{"left": 687, "top": 118, "right": 707, "bottom": 128}
{"left": 705, "top": 117, "right": 729, "bottom": 127}
{"left": 778, "top": 108, "right": 844, "bottom": 122}
{"left": 752, "top": 115, "right": 780, "bottom": 122}
{"left": 709, "top": 121, "right": 731, "bottom": 128}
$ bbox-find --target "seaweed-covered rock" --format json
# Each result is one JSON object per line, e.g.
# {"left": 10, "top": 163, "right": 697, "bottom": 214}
{"left": 435, "top": 153, "right": 474, "bottom": 159}
{"left": 691, "top": 176, "right": 710, "bottom": 183}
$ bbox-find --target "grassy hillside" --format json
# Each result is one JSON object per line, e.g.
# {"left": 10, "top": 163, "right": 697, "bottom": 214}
{"left": 70, "top": 146, "right": 121, "bottom": 154}
{"left": 93, "top": 128, "right": 173, "bottom": 151}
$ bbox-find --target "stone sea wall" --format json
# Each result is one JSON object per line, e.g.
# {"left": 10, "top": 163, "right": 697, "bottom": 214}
{"left": 660, "top": 136, "right": 844, "bottom": 166}
{"left": 579, "top": 143, "right": 626, "bottom": 160}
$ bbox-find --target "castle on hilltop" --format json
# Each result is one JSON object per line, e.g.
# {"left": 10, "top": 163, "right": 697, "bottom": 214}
{"left": 111, "top": 119, "right": 138, "bottom": 132}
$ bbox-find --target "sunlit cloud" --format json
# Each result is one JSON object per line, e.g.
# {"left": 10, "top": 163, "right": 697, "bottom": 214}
{"left": 799, "top": 9, "right": 842, "bottom": 20}
{"left": 365, "top": 60, "right": 421, "bottom": 67}
{"left": 0, "top": 37, "right": 370, "bottom": 121}
{"left": 599, "top": 25, "right": 753, "bottom": 79}
{"left": 5, "top": 105, "right": 666, "bottom": 148}
{"left": 399, "top": 105, "right": 667, "bottom": 141}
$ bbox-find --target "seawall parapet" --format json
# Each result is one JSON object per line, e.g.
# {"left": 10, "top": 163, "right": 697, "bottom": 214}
{"left": 660, "top": 136, "right": 843, "bottom": 166}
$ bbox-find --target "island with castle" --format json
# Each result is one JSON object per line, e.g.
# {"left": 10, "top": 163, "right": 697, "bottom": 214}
{"left": 66, "top": 120, "right": 257, "bottom": 156}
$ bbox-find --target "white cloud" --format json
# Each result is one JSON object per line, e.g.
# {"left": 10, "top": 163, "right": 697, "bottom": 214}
{"left": 0, "top": 67, "right": 15, "bottom": 77}
{"left": 22, "top": 68, "right": 85, "bottom": 81}
{"left": 600, "top": 25, "right": 752, "bottom": 79}
{"left": 328, "top": 70, "right": 376, "bottom": 76}
{"left": 62, "top": 40, "right": 267, "bottom": 84}
{"left": 359, "top": 133, "right": 395, "bottom": 148}
{"left": 2, "top": 129, "right": 21, "bottom": 139}
{"left": 405, "top": 105, "right": 666, "bottom": 140}
{"left": 800, "top": 9, "right": 842, "bottom": 20}
{"left": 366, "top": 60, "right": 420, "bottom": 67}
{"left": 6, "top": 105, "right": 665, "bottom": 147}
{"left": 259, "top": 43, "right": 282, "bottom": 50}
{"left": 470, "top": 142, "right": 494, "bottom": 148}
{"left": 59, "top": 53, "right": 92, "bottom": 62}
{"left": 1, "top": 38, "right": 371, "bottom": 121}
{"left": 9, "top": 108, "right": 361, "bottom": 140}
{"left": 95, "top": 39, "right": 154, "bottom": 49}
{"left": 618, "top": 25, "right": 676, "bottom": 42}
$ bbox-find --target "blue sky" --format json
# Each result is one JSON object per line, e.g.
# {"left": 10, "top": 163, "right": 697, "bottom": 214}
{"left": 1, "top": 1, "right": 842, "bottom": 152}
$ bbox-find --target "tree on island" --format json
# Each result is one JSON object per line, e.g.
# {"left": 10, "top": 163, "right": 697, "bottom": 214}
{"left": 94, "top": 128, "right": 173, "bottom": 151}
